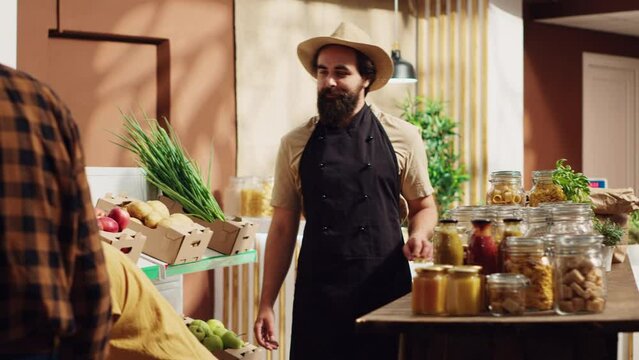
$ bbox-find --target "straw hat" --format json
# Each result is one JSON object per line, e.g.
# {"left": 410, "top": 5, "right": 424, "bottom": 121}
{"left": 297, "top": 22, "right": 393, "bottom": 92}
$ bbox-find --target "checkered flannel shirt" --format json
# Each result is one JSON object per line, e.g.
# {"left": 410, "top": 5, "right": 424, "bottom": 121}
{"left": 0, "top": 64, "right": 111, "bottom": 358}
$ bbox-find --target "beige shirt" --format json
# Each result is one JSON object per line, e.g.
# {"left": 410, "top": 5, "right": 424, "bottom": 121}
{"left": 271, "top": 104, "right": 434, "bottom": 215}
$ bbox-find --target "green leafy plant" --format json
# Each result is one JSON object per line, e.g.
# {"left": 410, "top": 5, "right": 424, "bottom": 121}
{"left": 593, "top": 218, "right": 625, "bottom": 247}
{"left": 552, "top": 159, "right": 591, "bottom": 203}
{"left": 629, "top": 210, "right": 639, "bottom": 245}
{"left": 401, "top": 97, "right": 469, "bottom": 216}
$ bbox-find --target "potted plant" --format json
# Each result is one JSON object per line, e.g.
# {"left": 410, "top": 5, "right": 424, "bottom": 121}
{"left": 593, "top": 218, "right": 625, "bottom": 271}
{"left": 400, "top": 97, "right": 469, "bottom": 217}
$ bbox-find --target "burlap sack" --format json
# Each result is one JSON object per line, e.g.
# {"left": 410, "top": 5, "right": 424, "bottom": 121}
{"left": 590, "top": 188, "right": 639, "bottom": 263}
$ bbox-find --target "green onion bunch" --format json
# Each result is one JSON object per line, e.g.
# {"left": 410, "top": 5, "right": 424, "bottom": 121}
{"left": 113, "top": 111, "right": 225, "bottom": 222}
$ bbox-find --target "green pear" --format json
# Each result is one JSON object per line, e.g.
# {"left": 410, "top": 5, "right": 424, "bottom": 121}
{"left": 189, "top": 319, "right": 212, "bottom": 340}
{"left": 207, "top": 318, "right": 225, "bottom": 331}
{"left": 221, "top": 331, "right": 244, "bottom": 349}
{"left": 202, "top": 334, "right": 224, "bottom": 352}
{"left": 212, "top": 327, "right": 227, "bottom": 337}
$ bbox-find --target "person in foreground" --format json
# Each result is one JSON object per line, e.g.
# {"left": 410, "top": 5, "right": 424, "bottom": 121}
{"left": 101, "top": 242, "right": 216, "bottom": 360}
{"left": 0, "top": 63, "right": 112, "bottom": 359}
{"left": 253, "top": 22, "right": 438, "bottom": 360}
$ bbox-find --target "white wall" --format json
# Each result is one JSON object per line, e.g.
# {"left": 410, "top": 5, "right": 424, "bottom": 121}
{"left": 487, "top": 0, "right": 523, "bottom": 173}
{"left": 0, "top": 0, "right": 17, "bottom": 68}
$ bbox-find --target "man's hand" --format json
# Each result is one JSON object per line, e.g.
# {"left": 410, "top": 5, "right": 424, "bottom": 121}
{"left": 403, "top": 237, "right": 433, "bottom": 261}
{"left": 254, "top": 306, "right": 279, "bottom": 350}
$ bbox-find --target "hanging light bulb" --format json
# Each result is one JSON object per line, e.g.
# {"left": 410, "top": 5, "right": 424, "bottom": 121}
{"left": 389, "top": 0, "right": 417, "bottom": 84}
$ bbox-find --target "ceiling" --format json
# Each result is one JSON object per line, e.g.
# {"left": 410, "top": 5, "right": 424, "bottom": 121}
{"left": 538, "top": 10, "right": 639, "bottom": 38}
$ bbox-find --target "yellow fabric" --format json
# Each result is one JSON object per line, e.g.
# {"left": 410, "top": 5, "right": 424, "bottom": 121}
{"left": 271, "top": 104, "right": 434, "bottom": 213}
{"left": 102, "top": 243, "right": 216, "bottom": 360}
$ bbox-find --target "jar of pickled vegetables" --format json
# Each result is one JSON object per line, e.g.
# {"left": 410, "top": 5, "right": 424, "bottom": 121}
{"left": 486, "top": 273, "right": 528, "bottom": 316}
{"left": 434, "top": 219, "right": 464, "bottom": 266}
{"left": 504, "top": 237, "right": 553, "bottom": 311}
{"left": 528, "top": 170, "right": 566, "bottom": 207}
{"left": 486, "top": 171, "right": 525, "bottom": 206}
{"left": 555, "top": 235, "right": 606, "bottom": 315}
{"left": 468, "top": 219, "right": 498, "bottom": 275}
{"left": 492, "top": 206, "right": 525, "bottom": 244}
{"left": 412, "top": 266, "right": 448, "bottom": 315}
{"left": 446, "top": 266, "right": 482, "bottom": 316}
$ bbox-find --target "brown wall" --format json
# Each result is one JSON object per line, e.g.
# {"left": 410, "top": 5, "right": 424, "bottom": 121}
{"left": 523, "top": 21, "right": 639, "bottom": 187}
{"left": 18, "top": 0, "right": 236, "bottom": 320}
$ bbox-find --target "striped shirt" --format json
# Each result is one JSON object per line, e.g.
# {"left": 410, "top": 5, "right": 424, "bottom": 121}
{"left": 0, "top": 64, "right": 111, "bottom": 358}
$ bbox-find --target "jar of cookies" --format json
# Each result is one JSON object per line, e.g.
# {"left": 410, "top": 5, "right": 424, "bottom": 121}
{"left": 504, "top": 236, "right": 554, "bottom": 311}
{"left": 486, "top": 273, "right": 529, "bottom": 316}
{"left": 486, "top": 171, "right": 525, "bottom": 206}
{"left": 554, "top": 234, "right": 606, "bottom": 315}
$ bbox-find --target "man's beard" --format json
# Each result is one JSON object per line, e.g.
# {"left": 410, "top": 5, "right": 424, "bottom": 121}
{"left": 317, "top": 87, "right": 360, "bottom": 127}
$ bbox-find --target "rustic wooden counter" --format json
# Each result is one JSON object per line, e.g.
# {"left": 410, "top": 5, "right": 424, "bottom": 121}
{"left": 356, "top": 261, "right": 639, "bottom": 359}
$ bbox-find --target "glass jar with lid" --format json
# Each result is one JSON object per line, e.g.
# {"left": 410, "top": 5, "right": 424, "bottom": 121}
{"left": 497, "top": 218, "right": 525, "bottom": 272}
{"left": 522, "top": 207, "right": 550, "bottom": 237}
{"left": 503, "top": 237, "right": 554, "bottom": 311}
{"left": 446, "top": 265, "right": 483, "bottom": 316}
{"left": 486, "top": 273, "right": 529, "bottom": 316}
{"left": 433, "top": 219, "right": 464, "bottom": 266}
{"left": 554, "top": 234, "right": 606, "bottom": 315}
{"left": 486, "top": 171, "right": 525, "bottom": 206}
{"left": 528, "top": 170, "right": 566, "bottom": 207}
{"left": 547, "top": 203, "right": 594, "bottom": 235}
{"left": 468, "top": 219, "right": 498, "bottom": 275}
{"left": 222, "top": 176, "right": 245, "bottom": 218}
{"left": 447, "top": 205, "right": 488, "bottom": 243}
{"left": 491, "top": 206, "right": 525, "bottom": 244}
{"left": 412, "top": 266, "right": 448, "bottom": 315}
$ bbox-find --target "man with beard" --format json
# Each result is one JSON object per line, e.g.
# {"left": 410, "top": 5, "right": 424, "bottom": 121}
{"left": 253, "top": 22, "right": 438, "bottom": 360}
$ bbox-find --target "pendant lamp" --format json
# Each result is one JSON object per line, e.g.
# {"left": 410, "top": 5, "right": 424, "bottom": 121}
{"left": 389, "top": 0, "right": 417, "bottom": 84}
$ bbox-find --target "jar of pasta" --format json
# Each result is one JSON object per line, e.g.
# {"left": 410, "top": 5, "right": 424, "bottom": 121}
{"left": 240, "top": 176, "right": 274, "bottom": 217}
{"left": 486, "top": 171, "right": 525, "bottom": 206}
{"left": 412, "top": 266, "right": 448, "bottom": 315}
{"left": 504, "top": 237, "right": 554, "bottom": 311}
{"left": 528, "top": 170, "right": 566, "bottom": 207}
{"left": 554, "top": 235, "right": 606, "bottom": 315}
{"left": 486, "top": 273, "right": 528, "bottom": 316}
{"left": 446, "top": 266, "right": 483, "bottom": 316}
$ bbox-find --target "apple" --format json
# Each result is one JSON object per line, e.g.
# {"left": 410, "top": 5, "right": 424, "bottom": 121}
{"left": 97, "top": 216, "right": 119, "bottom": 233}
{"left": 188, "top": 323, "right": 207, "bottom": 342}
{"left": 202, "top": 334, "right": 223, "bottom": 352}
{"left": 108, "top": 207, "right": 130, "bottom": 232}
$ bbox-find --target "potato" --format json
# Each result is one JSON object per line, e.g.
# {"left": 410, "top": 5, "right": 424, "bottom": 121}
{"left": 147, "top": 200, "right": 170, "bottom": 219}
{"left": 144, "top": 211, "right": 164, "bottom": 229}
{"left": 127, "top": 201, "right": 153, "bottom": 221}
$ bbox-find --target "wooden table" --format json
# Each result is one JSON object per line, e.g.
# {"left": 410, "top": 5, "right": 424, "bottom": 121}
{"left": 356, "top": 261, "right": 639, "bottom": 360}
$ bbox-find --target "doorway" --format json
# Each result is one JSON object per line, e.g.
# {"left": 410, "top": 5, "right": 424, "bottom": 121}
{"left": 583, "top": 52, "right": 639, "bottom": 191}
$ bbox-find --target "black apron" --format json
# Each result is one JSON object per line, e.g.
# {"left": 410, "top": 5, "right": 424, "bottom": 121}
{"left": 291, "top": 105, "right": 411, "bottom": 360}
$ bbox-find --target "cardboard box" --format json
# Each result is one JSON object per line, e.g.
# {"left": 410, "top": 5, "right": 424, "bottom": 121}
{"left": 159, "top": 196, "right": 256, "bottom": 255}
{"left": 213, "top": 344, "right": 264, "bottom": 360}
{"left": 99, "top": 228, "right": 147, "bottom": 263}
{"left": 183, "top": 317, "right": 264, "bottom": 360}
{"left": 96, "top": 194, "right": 212, "bottom": 264}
